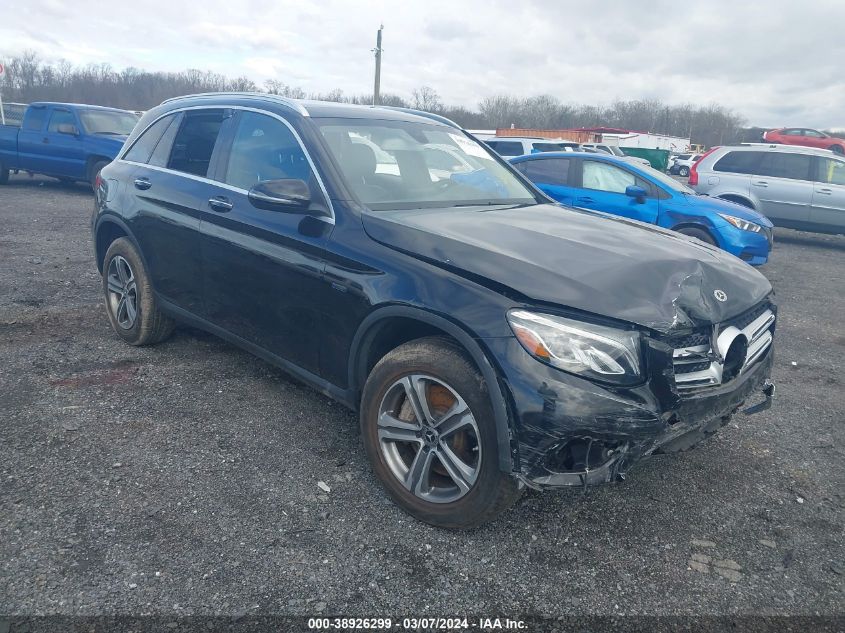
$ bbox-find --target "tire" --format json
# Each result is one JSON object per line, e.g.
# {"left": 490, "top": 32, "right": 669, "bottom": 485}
{"left": 89, "top": 159, "right": 109, "bottom": 189}
{"left": 360, "top": 337, "right": 522, "bottom": 529}
{"left": 831, "top": 145, "right": 844, "bottom": 155}
{"left": 679, "top": 166, "right": 690, "bottom": 177}
{"left": 102, "top": 237, "right": 175, "bottom": 346}
{"left": 0, "top": 164, "right": 9, "bottom": 185}
{"left": 676, "top": 226, "right": 716, "bottom": 245}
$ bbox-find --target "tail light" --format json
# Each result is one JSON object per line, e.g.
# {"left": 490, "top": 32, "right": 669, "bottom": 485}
{"left": 688, "top": 146, "right": 719, "bottom": 187}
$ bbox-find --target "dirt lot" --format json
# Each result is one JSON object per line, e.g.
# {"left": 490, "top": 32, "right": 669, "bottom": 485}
{"left": 1, "top": 173, "right": 843, "bottom": 620}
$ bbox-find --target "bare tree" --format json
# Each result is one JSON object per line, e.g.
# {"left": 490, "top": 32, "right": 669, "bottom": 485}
{"left": 411, "top": 86, "right": 442, "bottom": 112}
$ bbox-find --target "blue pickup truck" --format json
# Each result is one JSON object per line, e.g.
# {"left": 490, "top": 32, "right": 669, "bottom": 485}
{"left": 0, "top": 102, "right": 138, "bottom": 187}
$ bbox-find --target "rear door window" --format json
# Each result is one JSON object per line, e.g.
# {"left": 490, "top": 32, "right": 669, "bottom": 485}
{"left": 531, "top": 142, "right": 569, "bottom": 153}
{"left": 23, "top": 107, "right": 48, "bottom": 131}
{"left": 713, "top": 151, "right": 762, "bottom": 175}
{"left": 123, "top": 115, "right": 176, "bottom": 164}
{"left": 486, "top": 141, "right": 523, "bottom": 156}
{"left": 757, "top": 152, "right": 812, "bottom": 181}
{"left": 521, "top": 158, "right": 571, "bottom": 186}
{"left": 167, "top": 110, "right": 227, "bottom": 178}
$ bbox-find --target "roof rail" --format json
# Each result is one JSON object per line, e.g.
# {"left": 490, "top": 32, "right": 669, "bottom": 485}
{"left": 377, "top": 106, "right": 461, "bottom": 129}
{"left": 738, "top": 142, "right": 834, "bottom": 154}
{"left": 160, "top": 92, "right": 309, "bottom": 116}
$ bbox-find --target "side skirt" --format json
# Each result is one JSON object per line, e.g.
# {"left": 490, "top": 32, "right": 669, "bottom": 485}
{"left": 157, "top": 296, "right": 356, "bottom": 410}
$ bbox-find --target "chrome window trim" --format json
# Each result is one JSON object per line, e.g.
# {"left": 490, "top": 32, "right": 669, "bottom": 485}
{"left": 118, "top": 105, "right": 335, "bottom": 223}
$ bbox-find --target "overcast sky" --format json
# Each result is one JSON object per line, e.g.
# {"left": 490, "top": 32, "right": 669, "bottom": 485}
{"left": 2, "top": 0, "right": 843, "bottom": 128}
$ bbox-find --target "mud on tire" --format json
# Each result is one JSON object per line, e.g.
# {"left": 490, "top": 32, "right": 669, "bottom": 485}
{"left": 360, "top": 336, "right": 522, "bottom": 529}
{"left": 102, "top": 237, "right": 175, "bottom": 346}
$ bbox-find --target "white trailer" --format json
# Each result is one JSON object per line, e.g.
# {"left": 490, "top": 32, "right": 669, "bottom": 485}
{"left": 601, "top": 132, "right": 690, "bottom": 153}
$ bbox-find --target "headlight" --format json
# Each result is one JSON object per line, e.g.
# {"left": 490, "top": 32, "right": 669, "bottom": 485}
{"left": 719, "top": 213, "right": 763, "bottom": 233}
{"left": 507, "top": 310, "right": 642, "bottom": 384}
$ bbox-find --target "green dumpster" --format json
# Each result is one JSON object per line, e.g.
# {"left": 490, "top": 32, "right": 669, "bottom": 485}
{"left": 620, "top": 148, "right": 670, "bottom": 171}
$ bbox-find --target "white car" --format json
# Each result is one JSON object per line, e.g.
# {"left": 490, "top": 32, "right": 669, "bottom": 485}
{"left": 484, "top": 137, "right": 582, "bottom": 158}
{"left": 669, "top": 153, "right": 703, "bottom": 177}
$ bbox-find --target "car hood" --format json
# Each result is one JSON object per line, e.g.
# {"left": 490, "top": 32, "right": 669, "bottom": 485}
{"left": 684, "top": 194, "right": 774, "bottom": 227}
{"left": 362, "top": 203, "right": 772, "bottom": 332}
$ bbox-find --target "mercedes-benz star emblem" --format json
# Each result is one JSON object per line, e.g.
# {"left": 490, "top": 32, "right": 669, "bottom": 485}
{"left": 714, "top": 289, "right": 728, "bottom": 302}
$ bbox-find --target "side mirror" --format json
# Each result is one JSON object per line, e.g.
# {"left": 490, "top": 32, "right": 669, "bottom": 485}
{"left": 57, "top": 123, "right": 79, "bottom": 136}
{"left": 625, "top": 185, "right": 647, "bottom": 202}
{"left": 248, "top": 179, "right": 312, "bottom": 213}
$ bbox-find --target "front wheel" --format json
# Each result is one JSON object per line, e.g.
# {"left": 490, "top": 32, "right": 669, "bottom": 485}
{"left": 102, "top": 237, "right": 175, "bottom": 346}
{"left": 679, "top": 166, "right": 690, "bottom": 177}
{"left": 831, "top": 145, "right": 844, "bottom": 155}
{"left": 676, "top": 226, "right": 716, "bottom": 246}
{"left": 360, "top": 337, "right": 522, "bottom": 529}
{"left": 89, "top": 160, "right": 109, "bottom": 190}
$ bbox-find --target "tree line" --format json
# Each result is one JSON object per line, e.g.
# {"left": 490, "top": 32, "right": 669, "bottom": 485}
{"left": 0, "top": 51, "right": 827, "bottom": 148}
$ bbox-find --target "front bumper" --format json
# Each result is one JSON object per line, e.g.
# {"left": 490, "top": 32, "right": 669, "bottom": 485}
{"left": 485, "top": 336, "right": 774, "bottom": 489}
{"left": 716, "top": 222, "right": 772, "bottom": 266}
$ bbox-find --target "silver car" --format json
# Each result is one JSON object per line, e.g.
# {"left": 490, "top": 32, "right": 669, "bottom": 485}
{"left": 692, "top": 144, "right": 845, "bottom": 234}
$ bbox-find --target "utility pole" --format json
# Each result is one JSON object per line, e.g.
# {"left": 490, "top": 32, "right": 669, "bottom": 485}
{"left": 372, "top": 24, "right": 383, "bottom": 106}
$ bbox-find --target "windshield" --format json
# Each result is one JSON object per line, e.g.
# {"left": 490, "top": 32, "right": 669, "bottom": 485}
{"left": 641, "top": 164, "right": 696, "bottom": 193}
{"left": 79, "top": 110, "right": 139, "bottom": 136}
{"left": 316, "top": 119, "right": 537, "bottom": 210}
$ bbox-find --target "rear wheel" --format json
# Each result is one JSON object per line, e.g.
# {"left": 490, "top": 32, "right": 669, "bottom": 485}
{"left": 831, "top": 145, "right": 844, "bottom": 155}
{"left": 676, "top": 226, "right": 716, "bottom": 245}
{"left": 360, "top": 337, "right": 522, "bottom": 529}
{"left": 102, "top": 237, "right": 175, "bottom": 346}
{"left": 679, "top": 166, "right": 690, "bottom": 177}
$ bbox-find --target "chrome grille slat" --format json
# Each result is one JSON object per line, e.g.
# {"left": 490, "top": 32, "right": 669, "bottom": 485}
{"left": 673, "top": 306, "right": 775, "bottom": 391}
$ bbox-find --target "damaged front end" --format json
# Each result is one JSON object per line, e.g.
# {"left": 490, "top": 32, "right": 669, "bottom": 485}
{"left": 493, "top": 288, "right": 777, "bottom": 491}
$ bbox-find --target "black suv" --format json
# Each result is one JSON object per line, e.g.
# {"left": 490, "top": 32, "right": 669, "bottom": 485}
{"left": 92, "top": 93, "right": 776, "bottom": 528}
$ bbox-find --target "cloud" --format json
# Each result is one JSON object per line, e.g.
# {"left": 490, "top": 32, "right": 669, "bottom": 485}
{"left": 0, "top": 0, "right": 842, "bottom": 127}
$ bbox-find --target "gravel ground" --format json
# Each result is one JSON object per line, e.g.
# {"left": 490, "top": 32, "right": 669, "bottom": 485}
{"left": 1, "top": 173, "right": 843, "bottom": 620}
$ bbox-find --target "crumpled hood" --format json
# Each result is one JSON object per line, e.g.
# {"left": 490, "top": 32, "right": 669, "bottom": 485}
{"left": 362, "top": 203, "right": 773, "bottom": 332}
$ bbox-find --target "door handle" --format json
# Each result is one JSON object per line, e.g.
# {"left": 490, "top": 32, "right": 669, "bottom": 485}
{"left": 576, "top": 196, "right": 594, "bottom": 204}
{"left": 133, "top": 178, "right": 152, "bottom": 190}
{"left": 816, "top": 188, "right": 832, "bottom": 195}
{"left": 753, "top": 180, "right": 768, "bottom": 188}
{"left": 42, "top": 137, "right": 50, "bottom": 144}
{"left": 208, "top": 196, "right": 233, "bottom": 212}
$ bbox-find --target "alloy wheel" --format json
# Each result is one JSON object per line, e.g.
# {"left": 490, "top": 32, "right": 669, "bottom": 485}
{"left": 106, "top": 255, "right": 138, "bottom": 329}
{"left": 377, "top": 374, "right": 481, "bottom": 503}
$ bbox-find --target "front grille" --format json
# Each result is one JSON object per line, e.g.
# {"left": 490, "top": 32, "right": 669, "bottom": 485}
{"left": 671, "top": 302, "right": 775, "bottom": 391}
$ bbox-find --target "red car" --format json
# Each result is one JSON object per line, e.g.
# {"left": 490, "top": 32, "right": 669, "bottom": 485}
{"left": 762, "top": 127, "right": 845, "bottom": 155}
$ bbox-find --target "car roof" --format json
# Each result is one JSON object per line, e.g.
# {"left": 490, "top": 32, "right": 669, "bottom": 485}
{"left": 158, "top": 92, "right": 460, "bottom": 127}
{"left": 29, "top": 101, "right": 134, "bottom": 114}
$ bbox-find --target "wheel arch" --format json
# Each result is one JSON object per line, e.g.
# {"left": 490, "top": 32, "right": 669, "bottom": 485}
{"left": 671, "top": 221, "right": 720, "bottom": 246}
{"left": 349, "top": 305, "right": 517, "bottom": 473}
{"left": 94, "top": 215, "right": 145, "bottom": 274}
{"left": 715, "top": 193, "right": 757, "bottom": 210}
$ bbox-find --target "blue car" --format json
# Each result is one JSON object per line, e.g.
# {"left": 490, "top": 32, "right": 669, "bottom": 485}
{"left": 510, "top": 152, "right": 773, "bottom": 266}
